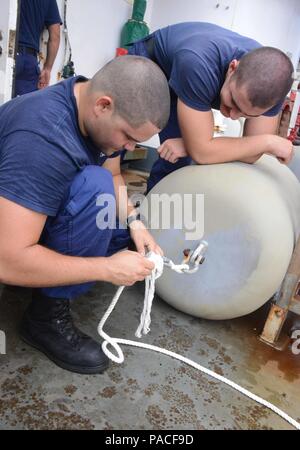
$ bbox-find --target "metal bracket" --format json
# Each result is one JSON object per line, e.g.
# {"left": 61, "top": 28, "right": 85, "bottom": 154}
{"left": 260, "top": 237, "right": 300, "bottom": 350}
{"left": 163, "top": 240, "right": 208, "bottom": 274}
{"left": 182, "top": 240, "right": 208, "bottom": 274}
{"left": 259, "top": 303, "right": 290, "bottom": 350}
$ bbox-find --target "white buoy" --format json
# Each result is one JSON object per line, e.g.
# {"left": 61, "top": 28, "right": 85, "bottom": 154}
{"left": 288, "top": 146, "right": 300, "bottom": 182}
{"left": 141, "top": 156, "right": 300, "bottom": 319}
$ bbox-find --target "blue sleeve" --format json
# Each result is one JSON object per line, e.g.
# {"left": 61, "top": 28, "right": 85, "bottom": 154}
{"left": 169, "top": 50, "right": 217, "bottom": 111}
{"left": 263, "top": 101, "right": 284, "bottom": 117}
{"left": 45, "top": 0, "right": 62, "bottom": 26}
{"left": 0, "top": 132, "right": 77, "bottom": 216}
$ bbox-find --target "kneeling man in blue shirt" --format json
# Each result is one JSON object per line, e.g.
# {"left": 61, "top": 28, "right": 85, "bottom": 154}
{"left": 0, "top": 56, "right": 170, "bottom": 374}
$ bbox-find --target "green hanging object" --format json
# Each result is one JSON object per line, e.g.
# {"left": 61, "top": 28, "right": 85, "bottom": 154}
{"left": 120, "top": 0, "right": 149, "bottom": 49}
{"left": 62, "top": 60, "right": 75, "bottom": 79}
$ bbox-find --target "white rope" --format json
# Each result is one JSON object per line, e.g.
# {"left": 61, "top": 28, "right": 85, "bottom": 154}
{"left": 164, "top": 260, "right": 190, "bottom": 274}
{"left": 135, "top": 252, "right": 164, "bottom": 338}
{"left": 97, "top": 253, "right": 300, "bottom": 430}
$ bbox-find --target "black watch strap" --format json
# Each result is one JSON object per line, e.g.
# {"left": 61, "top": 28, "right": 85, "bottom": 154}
{"left": 126, "top": 213, "right": 141, "bottom": 227}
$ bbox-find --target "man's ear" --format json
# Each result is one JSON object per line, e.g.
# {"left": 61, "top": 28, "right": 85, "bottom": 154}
{"left": 228, "top": 59, "right": 240, "bottom": 75}
{"left": 94, "top": 96, "right": 114, "bottom": 116}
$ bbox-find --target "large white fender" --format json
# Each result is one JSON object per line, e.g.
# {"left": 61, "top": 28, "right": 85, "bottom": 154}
{"left": 141, "top": 156, "right": 300, "bottom": 319}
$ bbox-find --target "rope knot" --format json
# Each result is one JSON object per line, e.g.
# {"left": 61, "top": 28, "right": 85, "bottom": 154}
{"left": 135, "top": 252, "right": 164, "bottom": 338}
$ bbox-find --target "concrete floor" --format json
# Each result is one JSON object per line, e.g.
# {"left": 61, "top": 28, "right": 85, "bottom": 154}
{"left": 0, "top": 281, "right": 299, "bottom": 430}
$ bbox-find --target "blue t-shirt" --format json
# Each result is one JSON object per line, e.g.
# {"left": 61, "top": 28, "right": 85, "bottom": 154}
{"left": 19, "top": 0, "right": 62, "bottom": 52}
{"left": 153, "top": 22, "right": 282, "bottom": 117}
{"left": 0, "top": 76, "right": 122, "bottom": 217}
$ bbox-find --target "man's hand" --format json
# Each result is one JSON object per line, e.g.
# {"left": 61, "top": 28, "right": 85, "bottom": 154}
{"left": 38, "top": 68, "right": 51, "bottom": 90}
{"left": 266, "top": 135, "right": 294, "bottom": 164}
{"left": 38, "top": 23, "right": 61, "bottom": 90}
{"left": 158, "top": 138, "right": 188, "bottom": 163}
{"left": 129, "top": 220, "right": 163, "bottom": 256}
{"left": 106, "top": 250, "right": 155, "bottom": 286}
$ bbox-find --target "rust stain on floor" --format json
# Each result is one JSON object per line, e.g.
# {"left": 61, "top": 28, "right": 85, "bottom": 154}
{"left": 0, "top": 273, "right": 299, "bottom": 429}
{"left": 0, "top": 370, "right": 94, "bottom": 430}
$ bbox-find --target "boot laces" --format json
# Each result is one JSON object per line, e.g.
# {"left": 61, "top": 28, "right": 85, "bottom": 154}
{"left": 53, "top": 301, "right": 85, "bottom": 347}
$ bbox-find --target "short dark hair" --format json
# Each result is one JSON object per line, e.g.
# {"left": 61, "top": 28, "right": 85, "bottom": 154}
{"left": 89, "top": 55, "right": 170, "bottom": 129}
{"left": 232, "top": 47, "right": 294, "bottom": 109}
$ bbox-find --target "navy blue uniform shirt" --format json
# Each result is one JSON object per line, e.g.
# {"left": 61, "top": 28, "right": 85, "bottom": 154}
{"left": 19, "top": 0, "right": 62, "bottom": 51}
{"left": 0, "top": 76, "right": 122, "bottom": 216}
{"left": 153, "top": 22, "right": 282, "bottom": 116}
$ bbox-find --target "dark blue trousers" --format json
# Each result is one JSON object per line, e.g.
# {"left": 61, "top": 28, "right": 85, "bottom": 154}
{"left": 38, "top": 166, "right": 130, "bottom": 299}
{"left": 128, "top": 40, "right": 192, "bottom": 192}
{"left": 15, "top": 51, "right": 40, "bottom": 96}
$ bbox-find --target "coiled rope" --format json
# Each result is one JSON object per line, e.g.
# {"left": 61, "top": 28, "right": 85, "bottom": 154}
{"left": 98, "top": 252, "right": 300, "bottom": 430}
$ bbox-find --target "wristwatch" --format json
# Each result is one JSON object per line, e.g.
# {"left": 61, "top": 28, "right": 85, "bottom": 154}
{"left": 126, "top": 213, "right": 141, "bottom": 227}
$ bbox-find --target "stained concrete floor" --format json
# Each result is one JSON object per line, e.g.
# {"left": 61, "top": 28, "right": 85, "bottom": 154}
{"left": 0, "top": 280, "right": 299, "bottom": 430}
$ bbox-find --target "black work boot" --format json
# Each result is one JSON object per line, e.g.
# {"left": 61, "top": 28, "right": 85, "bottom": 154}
{"left": 19, "top": 292, "right": 109, "bottom": 374}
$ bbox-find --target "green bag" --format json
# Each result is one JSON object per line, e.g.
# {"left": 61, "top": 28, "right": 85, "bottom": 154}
{"left": 120, "top": 0, "right": 149, "bottom": 49}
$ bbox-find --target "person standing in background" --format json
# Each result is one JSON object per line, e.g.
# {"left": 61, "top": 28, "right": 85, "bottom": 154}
{"left": 15, "top": 0, "right": 62, "bottom": 96}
